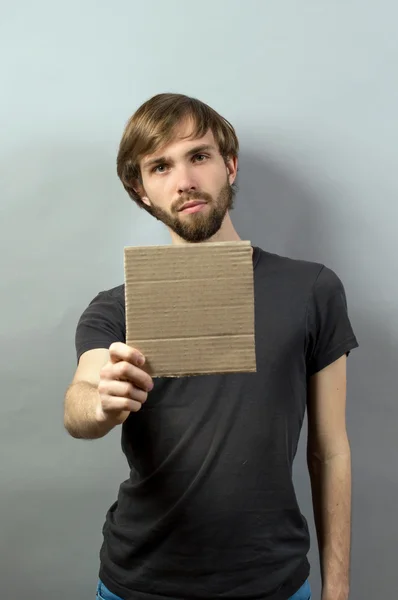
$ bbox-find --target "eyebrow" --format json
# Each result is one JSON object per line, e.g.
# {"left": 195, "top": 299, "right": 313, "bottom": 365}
{"left": 142, "top": 144, "right": 216, "bottom": 171}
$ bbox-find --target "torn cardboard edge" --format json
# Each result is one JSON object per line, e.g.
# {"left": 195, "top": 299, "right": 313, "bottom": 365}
{"left": 124, "top": 240, "right": 256, "bottom": 378}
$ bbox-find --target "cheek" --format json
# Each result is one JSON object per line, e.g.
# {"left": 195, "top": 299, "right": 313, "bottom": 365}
{"left": 211, "top": 161, "right": 230, "bottom": 181}
{"left": 194, "top": 165, "right": 226, "bottom": 192}
{"left": 211, "top": 169, "right": 230, "bottom": 192}
{"left": 144, "top": 179, "right": 172, "bottom": 206}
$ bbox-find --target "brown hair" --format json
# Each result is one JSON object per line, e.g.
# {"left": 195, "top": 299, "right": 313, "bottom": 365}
{"left": 116, "top": 93, "right": 239, "bottom": 208}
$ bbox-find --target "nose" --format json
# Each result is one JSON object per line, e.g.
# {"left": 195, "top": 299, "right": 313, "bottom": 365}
{"left": 176, "top": 164, "right": 197, "bottom": 195}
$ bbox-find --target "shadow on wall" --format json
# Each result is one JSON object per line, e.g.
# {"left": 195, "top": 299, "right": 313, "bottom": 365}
{"left": 234, "top": 150, "right": 397, "bottom": 597}
{"left": 233, "top": 149, "right": 339, "bottom": 261}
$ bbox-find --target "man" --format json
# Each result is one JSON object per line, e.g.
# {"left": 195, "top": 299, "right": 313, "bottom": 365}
{"left": 64, "top": 93, "right": 358, "bottom": 600}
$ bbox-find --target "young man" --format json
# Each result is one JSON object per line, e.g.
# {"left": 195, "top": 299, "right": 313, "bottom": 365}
{"left": 64, "top": 93, "right": 358, "bottom": 600}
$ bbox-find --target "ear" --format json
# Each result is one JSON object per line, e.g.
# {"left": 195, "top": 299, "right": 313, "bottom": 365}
{"left": 225, "top": 155, "right": 238, "bottom": 185}
{"left": 132, "top": 179, "right": 151, "bottom": 207}
{"left": 141, "top": 195, "right": 151, "bottom": 207}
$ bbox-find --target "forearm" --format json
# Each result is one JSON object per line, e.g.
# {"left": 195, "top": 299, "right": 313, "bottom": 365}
{"left": 64, "top": 381, "right": 118, "bottom": 439}
{"left": 308, "top": 448, "right": 352, "bottom": 599}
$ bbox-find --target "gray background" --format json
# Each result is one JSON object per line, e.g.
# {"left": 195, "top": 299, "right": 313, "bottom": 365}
{"left": 1, "top": 1, "right": 397, "bottom": 598}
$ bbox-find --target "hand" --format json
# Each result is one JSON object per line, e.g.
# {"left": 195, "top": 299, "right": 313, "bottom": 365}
{"left": 96, "top": 342, "right": 154, "bottom": 425}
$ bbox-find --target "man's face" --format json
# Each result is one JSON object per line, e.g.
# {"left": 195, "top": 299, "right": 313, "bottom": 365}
{"left": 137, "top": 120, "right": 238, "bottom": 243}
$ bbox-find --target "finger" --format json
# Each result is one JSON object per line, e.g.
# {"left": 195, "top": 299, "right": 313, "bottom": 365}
{"left": 102, "top": 360, "right": 153, "bottom": 392}
{"left": 109, "top": 342, "right": 145, "bottom": 368}
{"left": 99, "top": 379, "right": 148, "bottom": 403}
{"left": 100, "top": 394, "right": 143, "bottom": 414}
{"left": 115, "top": 361, "right": 153, "bottom": 391}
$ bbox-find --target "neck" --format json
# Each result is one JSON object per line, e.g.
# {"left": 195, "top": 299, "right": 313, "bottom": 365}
{"left": 169, "top": 212, "right": 242, "bottom": 245}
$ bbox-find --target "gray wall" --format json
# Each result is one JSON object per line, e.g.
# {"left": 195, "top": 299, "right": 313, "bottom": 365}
{"left": 1, "top": 2, "right": 397, "bottom": 598}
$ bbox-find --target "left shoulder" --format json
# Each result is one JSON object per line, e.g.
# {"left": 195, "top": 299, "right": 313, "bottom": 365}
{"left": 254, "top": 247, "right": 343, "bottom": 293}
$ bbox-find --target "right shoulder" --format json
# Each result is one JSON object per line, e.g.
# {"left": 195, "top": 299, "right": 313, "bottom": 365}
{"left": 87, "top": 284, "right": 125, "bottom": 307}
{"left": 74, "top": 284, "right": 125, "bottom": 363}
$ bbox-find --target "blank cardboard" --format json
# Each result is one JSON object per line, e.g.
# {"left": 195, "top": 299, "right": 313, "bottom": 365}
{"left": 124, "top": 241, "right": 256, "bottom": 377}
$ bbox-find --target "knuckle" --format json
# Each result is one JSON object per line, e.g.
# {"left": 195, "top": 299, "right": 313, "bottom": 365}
{"left": 99, "top": 364, "right": 108, "bottom": 378}
{"left": 97, "top": 379, "right": 108, "bottom": 394}
{"left": 99, "top": 396, "right": 109, "bottom": 411}
{"left": 123, "top": 382, "right": 133, "bottom": 397}
{"left": 109, "top": 342, "right": 120, "bottom": 354}
{"left": 119, "top": 361, "right": 130, "bottom": 377}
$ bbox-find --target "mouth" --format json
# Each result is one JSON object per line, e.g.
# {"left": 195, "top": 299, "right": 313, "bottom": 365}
{"left": 178, "top": 200, "right": 207, "bottom": 214}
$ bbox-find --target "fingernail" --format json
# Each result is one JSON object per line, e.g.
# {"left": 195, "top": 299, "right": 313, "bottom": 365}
{"left": 138, "top": 355, "right": 145, "bottom": 366}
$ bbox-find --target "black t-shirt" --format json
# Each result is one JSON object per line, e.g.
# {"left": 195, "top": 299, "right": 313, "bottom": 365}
{"left": 75, "top": 246, "right": 358, "bottom": 600}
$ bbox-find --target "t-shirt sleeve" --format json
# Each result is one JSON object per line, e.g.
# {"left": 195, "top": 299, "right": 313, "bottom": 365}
{"left": 75, "top": 289, "right": 126, "bottom": 363}
{"left": 306, "top": 265, "right": 359, "bottom": 376}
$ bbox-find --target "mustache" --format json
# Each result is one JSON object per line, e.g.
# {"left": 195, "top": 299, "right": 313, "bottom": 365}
{"left": 173, "top": 191, "right": 213, "bottom": 212}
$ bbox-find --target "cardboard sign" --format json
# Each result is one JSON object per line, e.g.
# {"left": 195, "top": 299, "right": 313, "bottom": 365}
{"left": 124, "top": 241, "right": 256, "bottom": 377}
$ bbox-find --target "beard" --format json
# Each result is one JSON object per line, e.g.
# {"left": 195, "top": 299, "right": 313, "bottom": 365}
{"left": 145, "top": 180, "right": 235, "bottom": 243}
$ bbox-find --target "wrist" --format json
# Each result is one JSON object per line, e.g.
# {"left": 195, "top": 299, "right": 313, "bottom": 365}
{"left": 322, "top": 581, "right": 349, "bottom": 600}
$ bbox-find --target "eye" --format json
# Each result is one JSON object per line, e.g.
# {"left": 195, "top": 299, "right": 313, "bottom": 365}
{"left": 152, "top": 164, "right": 167, "bottom": 173}
{"left": 193, "top": 153, "right": 208, "bottom": 163}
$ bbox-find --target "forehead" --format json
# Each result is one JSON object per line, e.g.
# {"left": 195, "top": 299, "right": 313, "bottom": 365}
{"left": 142, "top": 120, "right": 217, "bottom": 162}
